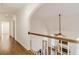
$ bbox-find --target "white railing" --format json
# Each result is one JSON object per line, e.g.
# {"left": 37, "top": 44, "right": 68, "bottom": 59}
{"left": 28, "top": 32, "right": 79, "bottom": 55}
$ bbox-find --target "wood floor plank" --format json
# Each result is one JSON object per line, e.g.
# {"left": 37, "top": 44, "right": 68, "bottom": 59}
{"left": 0, "top": 37, "right": 33, "bottom": 55}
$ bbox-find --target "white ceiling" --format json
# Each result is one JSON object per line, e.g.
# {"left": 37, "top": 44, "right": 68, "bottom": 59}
{"left": 0, "top": 3, "right": 27, "bottom": 14}
{"left": 30, "top": 3, "right": 79, "bottom": 39}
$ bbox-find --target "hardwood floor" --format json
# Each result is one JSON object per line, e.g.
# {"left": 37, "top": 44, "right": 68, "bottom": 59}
{"left": 0, "top": 36, "right": 33, "bottom": 55}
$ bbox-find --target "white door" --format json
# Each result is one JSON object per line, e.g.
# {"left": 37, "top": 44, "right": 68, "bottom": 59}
{"left": 1, "top": 22, "right": 9, "bottom": 35}
{"left": 1, "top": 21, "right": 10, "bottom": 51}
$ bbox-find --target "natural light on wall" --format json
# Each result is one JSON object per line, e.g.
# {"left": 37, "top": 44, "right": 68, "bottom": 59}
{"left": 1, "top": 21, "right": 10, "bottom": 52}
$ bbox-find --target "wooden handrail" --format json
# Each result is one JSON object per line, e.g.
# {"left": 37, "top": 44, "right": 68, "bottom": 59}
{"left": 28, "top": 32, "right": 79, "bottom": 43}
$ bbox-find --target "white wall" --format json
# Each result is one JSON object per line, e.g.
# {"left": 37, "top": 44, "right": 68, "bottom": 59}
{"left": 16, "top": 3, "right": 40, "bottom": 50}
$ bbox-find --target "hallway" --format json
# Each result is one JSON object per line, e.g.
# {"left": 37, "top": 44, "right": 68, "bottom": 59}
{"left": 0, "top": 3, "right": 79, "bottom": 55}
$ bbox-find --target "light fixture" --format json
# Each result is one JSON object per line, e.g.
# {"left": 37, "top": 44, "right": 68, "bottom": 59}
{"left": 55, "top": 13, "right": 63, "bottom": 37}
{"left": 76, "top": 38, "right": 79, "bottom": 41}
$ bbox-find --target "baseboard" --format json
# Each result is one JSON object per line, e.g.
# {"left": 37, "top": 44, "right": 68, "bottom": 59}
{"left": 16, "top": 40, "right": 28, "bottom": 51}
{"left": 16, "top": 39, "right": 34, "bottom": 54}
{"left": 10, "top": 35, "right": 30, "bottom": 50}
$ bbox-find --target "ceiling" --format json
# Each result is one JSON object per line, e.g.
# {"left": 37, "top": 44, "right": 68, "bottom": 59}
{"left": 0, "top": 3, "right": 27, "bottom": 14}
{"left": 30, "top": 3, "right": 79, "bottom": 39}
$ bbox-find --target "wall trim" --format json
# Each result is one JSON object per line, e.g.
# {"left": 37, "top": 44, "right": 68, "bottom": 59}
{"left": 10, "top": 35, "right": 31, "bottom": 51}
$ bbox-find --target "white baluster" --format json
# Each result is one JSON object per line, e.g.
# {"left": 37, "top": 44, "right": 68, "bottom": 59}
{"left": 46, "top": 40, "right": 48, "bottom": 55}
{"left": 44, "top": 41, "right": 45, "bottom": 55}
{"left": 61, "top": 40, "right": 62, "bottom": 55}
{"left": 45, "top": 41, "right": 46, "bottom": 55}
{"left": 68, "top": 42, "right": 70, "bottom": 55}
{"left": 42, "top": 40, "right": 45, "bottom": 55}
{"left": 45, "top": 41, "right": 47, "bottom": 55}
{"left": 42, "top": 40, "right": 44, "bottom": 55}
{"left": 50, "top": 39, "right": 52, "bottom": 55}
